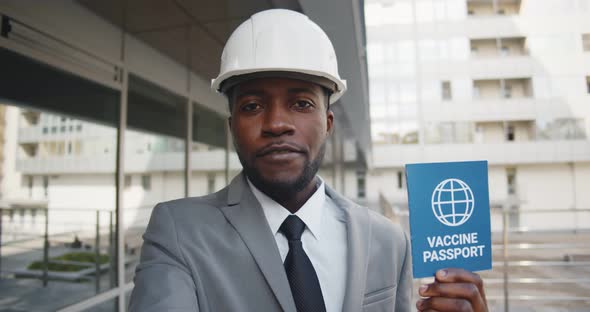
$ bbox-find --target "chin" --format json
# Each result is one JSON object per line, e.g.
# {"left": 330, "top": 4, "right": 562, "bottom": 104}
{"left": 259, "top": 171, "right": 307, "bottom": 190}
{"left": 238, "top": 143, "right": 325, "bottom": 197}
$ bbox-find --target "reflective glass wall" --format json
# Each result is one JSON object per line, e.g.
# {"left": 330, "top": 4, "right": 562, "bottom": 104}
{"left": 0, "top": 48, "right": 120, "bottom": 311}
{"left": 123, "top": 74, "right": 188, "bottom": 283}
{"left": 0, "top": 4, "right": 234, "bottom": 310}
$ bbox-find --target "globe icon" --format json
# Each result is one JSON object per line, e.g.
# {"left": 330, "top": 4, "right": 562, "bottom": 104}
{"left": 431, "top": 178, "right": 475, "bottom": 227}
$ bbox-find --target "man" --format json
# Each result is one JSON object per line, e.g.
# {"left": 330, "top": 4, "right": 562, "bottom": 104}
{"left": 129, "top": 9, "right": 487, "bottom": 312}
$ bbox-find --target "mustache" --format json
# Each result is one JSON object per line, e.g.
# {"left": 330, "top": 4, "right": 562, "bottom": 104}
{"left": 255, "top": 141, "right": 308, "bottom": 157}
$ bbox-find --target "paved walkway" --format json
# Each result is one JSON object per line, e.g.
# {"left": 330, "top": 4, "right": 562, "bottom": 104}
{"left": 1, "top": 231, "right": 589, "bottom": 311}
{"left": 0, "top": 235, "right": 136, "bottom": 312}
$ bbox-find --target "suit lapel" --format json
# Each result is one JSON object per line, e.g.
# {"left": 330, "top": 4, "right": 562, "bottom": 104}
{"left": 220, "top": 173, "right": 297, "bottom": 312}
{"left": 326, "top": 185, "right": 371, "bottom": 312}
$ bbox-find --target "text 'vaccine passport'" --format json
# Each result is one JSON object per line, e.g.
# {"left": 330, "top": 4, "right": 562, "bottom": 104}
{"left": 405, "top": 160, "right": 492, "bottom": 279}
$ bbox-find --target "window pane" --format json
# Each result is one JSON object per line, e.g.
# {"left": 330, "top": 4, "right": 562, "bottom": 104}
{"left": 123, "top": 74, "right": 186, "bottom": 283}
{"left": 190, "top": 101, "right": 233, "bottom": 197}
{"left": 0, "top": 47, "right": 119, "bottom": 311}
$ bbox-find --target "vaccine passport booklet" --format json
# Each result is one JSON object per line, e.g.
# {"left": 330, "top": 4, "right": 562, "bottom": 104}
{"left": 405, "top": 160, "right": 492, "bottom": 278}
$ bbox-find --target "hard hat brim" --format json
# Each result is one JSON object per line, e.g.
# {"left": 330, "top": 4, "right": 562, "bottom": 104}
{"left": 212, "top": 68, "right": 346, "bottom": 104}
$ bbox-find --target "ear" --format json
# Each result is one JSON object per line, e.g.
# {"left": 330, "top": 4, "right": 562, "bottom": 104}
{"left": 326, "top": 109, "right": 334, "bottom": 135}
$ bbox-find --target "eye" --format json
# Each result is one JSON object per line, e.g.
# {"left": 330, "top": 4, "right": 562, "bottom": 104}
{"left": 293, "top": 100, "right": 314, "bottom": 110}
{"left": 240, "top": 102, "right": 262, "bottom": 113}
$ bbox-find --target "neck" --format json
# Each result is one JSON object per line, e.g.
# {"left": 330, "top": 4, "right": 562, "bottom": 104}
{"left": 252, "top": 176, "right": 319, "bottom": 214}
{"left": 277, "top": 177, "right": 320, "bottom": 213}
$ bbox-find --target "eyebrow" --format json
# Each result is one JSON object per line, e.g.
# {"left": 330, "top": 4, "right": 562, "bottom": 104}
{"left": 287, "top": 87, "right": 321, "bottom": 97}
{"left": 235, "top": 90, "right": 266, "bottom": 98}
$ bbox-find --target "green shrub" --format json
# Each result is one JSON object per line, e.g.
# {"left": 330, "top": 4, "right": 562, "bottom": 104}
{"left": 55, "top": 252, "right": 109, "bottom": 264}
{"left": 27, "top": 252, "right": 109, "bottom": 272}
{"left": 28, "top": 261, "right": 88, "bottom": 272}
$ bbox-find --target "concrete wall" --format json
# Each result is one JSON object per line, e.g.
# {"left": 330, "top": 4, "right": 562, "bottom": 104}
{"left": 471, "top": 39, "right": 498, "bottom": 56}
{"left": 502, "top": 38, "right": 526, "bottom": 55}
{"left": 0, "top": 106, "right": 24, "bottom": 199}
{"left": 505, "top": 79, "right": 527, "bottom": 98}
{"left": 468, "top": 3, "right": 495, "bottom": 15}
{"left": 474, "top": 80, "right": 501, "bottom": 99}
{"left": 498, "top": 3, "right": 520, "bottom": 15}
{"left": 366, "top": 167, "right": 408, "bottom": 207}
{"left": 516, "top": 163, "right": 584, "bottom": 230}
{"left": 478, "top": 122, "right": 505, "bottom": 143}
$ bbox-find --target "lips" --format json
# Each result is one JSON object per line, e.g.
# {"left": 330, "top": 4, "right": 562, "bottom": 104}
{"left": 256, "top": 142, "right": 306, "bottom": 158}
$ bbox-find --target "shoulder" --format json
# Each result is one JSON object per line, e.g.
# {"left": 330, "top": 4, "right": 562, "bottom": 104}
{"left": 328, "top": 188, "right": 408, "bottom": 250}
{"left": 152, "top": 187, "right": 229, "bottom": 225}
{"left": 366, "top": 208, "right": 407, "bottom": 242}
{"left": 327, "top": 187, "right": 406, "bottom": 242}
{"left": 351, "top": 204, "right": 408, "bottom": 249}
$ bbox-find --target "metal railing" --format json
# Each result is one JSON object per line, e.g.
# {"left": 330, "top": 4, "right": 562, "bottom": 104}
{"left": 490, "top": 207, "right": 590, "bottom": 311}
{"left": 0, "top": 207, "right": 118, "bottom": 293}
{"left": 378, "top": 193, "right": 590, "bottom": 311}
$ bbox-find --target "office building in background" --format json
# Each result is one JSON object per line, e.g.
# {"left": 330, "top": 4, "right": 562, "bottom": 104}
{"left": 365, "top": 0, "right": 590, "bottom": 231}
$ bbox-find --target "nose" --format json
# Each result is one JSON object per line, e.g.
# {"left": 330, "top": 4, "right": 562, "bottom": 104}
{"left": 261, "top": 103, "right": 295, "bottom": 137}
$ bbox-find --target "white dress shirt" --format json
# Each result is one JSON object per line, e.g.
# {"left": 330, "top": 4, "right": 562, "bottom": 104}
{"left": 247, "top": 178, "right": 348, "bottom": 312}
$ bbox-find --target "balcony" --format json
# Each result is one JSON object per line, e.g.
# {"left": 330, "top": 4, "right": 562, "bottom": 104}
{"left": 17, "top": 126, "right": 45, "bottom": 143}
{"left": 373, "top": 140, "right": 590, "bottom": 167}
{"left": 473, "top": 78, "right": 533, "bottom": 100}
{"left": 420, "top": 57, "right": 534, "bottom": 80}
{"left": 469, "top": 56, "right": 534, "bottom": 79}
{"left": 20, "top": 110, "right": 41, "bottom": 126}
{"left": 16, "top": 151, "right": 242, "bottom": 174}
{"left": 18, "top": 124, "right": 115, "bottom": 143}
{"left": 464, "top": 15, "right": 522, "bottom": 39}
{"left": 470, "top": 37, "right": 527, "bottom": 57}
{"left": 422, "top": 96, "right": 575, "bottom": 124}
{"left": 467, "top": 0, "right": 521, "bottom": 16}
{"left": 16, "top": 154, "right": 117, "bottom": 174}
{"left": 422, "top": 98, "right": 543, "bottom": 122}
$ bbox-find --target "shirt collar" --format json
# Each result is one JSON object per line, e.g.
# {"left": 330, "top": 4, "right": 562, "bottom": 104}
{"left": 247, "top": 177, "right": 326, "bottom": 241}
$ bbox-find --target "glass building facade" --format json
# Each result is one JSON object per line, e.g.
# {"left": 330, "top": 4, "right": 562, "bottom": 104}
{"left": 0, "top": 1, "right": 370, "bottom": 311}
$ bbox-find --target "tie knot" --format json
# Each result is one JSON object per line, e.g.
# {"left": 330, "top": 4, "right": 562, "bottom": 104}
{"left": 279, "top": 215, "right": 306, "bottom": 241}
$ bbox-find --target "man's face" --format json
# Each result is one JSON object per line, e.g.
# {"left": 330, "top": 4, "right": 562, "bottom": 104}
{"left": 229, "top": 77, "right": 334, "bottom": 198}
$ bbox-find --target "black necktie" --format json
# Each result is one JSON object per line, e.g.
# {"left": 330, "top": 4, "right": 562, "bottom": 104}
{"left": 279, "top": 215, "right": 326, "bottom": 312}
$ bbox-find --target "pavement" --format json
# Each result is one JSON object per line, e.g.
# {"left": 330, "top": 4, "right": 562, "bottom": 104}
{"left": 0, "top": 233, "right": 138, "bottom": 312}
{"left": 0, "top": 230, "right": 588, "bottom": 311}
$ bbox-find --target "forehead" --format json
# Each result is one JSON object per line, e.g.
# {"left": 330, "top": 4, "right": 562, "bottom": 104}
{"left": 232, "top": 77, "right": 323, "bottom": 97}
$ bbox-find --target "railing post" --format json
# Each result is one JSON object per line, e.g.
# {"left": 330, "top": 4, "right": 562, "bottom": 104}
{"left": 0, "top": 208, "right": 3, "bottom": 278}
{"left": 109, "top": 211, "right": 115, "bottom": 289}
{"left": 95, "top": 210, "right": 101, "bottom": 294}
{"left": 42, "top": 208, "right": 49, "bottom": 287}
{"left": 502, "top": 206, "right": 509, "bottom": 312}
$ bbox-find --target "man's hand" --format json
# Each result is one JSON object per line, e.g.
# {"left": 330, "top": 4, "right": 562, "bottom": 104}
{"left": 416, "top": 268, "right": 488, "bottom": 312}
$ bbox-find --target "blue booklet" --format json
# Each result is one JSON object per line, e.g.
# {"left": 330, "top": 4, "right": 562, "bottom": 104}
{"left": 405, "top": 160, "right": 492, "bottom": 278}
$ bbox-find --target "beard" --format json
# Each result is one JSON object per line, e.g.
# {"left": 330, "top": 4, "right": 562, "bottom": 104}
{"left": 238, "top": 142, "right": 326, "bottom": 203}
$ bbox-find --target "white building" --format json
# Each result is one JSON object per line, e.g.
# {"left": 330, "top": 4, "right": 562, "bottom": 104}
{"left": 364, "top": 0, "right": 590, "bottom": 231}
{"left": 2, "top": 109, "right": 232, "bottom": 234}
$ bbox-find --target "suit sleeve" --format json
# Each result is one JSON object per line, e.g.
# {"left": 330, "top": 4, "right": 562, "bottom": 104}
{"left": 128, "top": 203, "right": 199, "bottom": 312}
{"left": 395, "top": 230, "right": 413, "bottom": 312}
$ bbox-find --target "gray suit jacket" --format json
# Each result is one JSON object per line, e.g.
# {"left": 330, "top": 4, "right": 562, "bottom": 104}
{"left": 128, "top": 172, "right": 412, "bottom": 312}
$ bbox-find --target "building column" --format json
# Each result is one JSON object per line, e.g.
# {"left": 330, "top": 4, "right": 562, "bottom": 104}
{"left": 331, "top": 129, "right": 345, "bottom": 194}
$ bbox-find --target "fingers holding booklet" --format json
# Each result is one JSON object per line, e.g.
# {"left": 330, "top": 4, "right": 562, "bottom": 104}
{"left": 416, "top": 268, "right": 488, "bottom": 312}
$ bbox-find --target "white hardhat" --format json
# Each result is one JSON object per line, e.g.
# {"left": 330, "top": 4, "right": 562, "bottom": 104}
{"left": 211, "top": 9, "right": 347, "bottom": 104}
